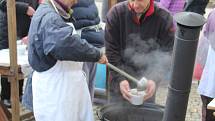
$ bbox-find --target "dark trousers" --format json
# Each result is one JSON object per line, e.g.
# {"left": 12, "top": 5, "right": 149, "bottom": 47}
{"left": 184, "top": 0, "right": 209, "bottom": 15}
{"left": 201, "top": 95, "right": 215, "bottom": 121}
{"left": 1, "top": 77, "right": 23, "bottom": 100}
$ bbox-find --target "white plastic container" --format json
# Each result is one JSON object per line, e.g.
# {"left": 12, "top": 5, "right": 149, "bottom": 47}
{"left": 129, "top": 88, "right": 145, "bottom": 105}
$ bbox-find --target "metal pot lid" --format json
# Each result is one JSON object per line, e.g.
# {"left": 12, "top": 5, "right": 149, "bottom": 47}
{"left": 174, "top": 12, "right": 206, "bottom": 27}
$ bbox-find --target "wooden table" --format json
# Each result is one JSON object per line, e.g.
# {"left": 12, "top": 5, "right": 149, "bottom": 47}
{"left": 0, "top": 64, "right": 33, "bottom": 121}
{"left": 0, "top": 64, "right": 24, "bottom": 80}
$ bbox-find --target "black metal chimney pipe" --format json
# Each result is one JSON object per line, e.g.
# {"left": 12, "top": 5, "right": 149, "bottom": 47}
{"left": 163, "top": 12, "right": 205, "bottom": 121}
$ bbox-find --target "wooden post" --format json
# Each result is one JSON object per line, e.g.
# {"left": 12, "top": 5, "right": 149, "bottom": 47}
{"left": 108, "top": 0, "right": 117, "bottom": 9}
{"left": 7, "top": 0, "right": 20, "bottom": 120}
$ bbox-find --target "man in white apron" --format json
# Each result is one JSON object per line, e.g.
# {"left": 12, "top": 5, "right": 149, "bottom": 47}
{"left": 28, "top": 0, "right": 108, "bottom": 120}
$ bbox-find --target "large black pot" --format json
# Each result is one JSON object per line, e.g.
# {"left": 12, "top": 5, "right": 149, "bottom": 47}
{"left": 97, "top": 102, "right": 164, "bottom": 121}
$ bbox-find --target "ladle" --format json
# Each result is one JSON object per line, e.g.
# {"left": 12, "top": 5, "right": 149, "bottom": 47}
{"left": 107, "top": 63, "right": 148, "bottom": 91}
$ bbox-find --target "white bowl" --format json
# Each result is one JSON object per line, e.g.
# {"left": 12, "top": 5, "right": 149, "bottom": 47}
{"left": 129, "top": 88, "right": 145, "bottom": 105}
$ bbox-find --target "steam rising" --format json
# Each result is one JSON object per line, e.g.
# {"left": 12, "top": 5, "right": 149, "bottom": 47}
{"left": 124, "top": 34, "right": 173, "bottom": 83}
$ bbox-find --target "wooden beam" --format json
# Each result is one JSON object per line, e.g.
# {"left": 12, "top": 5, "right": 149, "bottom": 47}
{"left": 108, "top": 0, "right": 117, "bottom": 9}
{"left": 0, "top": 66, "right": 24, "bottom": 80}
{"left": 7, "top": 0, "right": 20, "bottom": 120}
{"left": 0, "top": 101, "right": 11, "bottom": 121}
{"left": 20, "top": 112, "right": 34, "bottom": 120}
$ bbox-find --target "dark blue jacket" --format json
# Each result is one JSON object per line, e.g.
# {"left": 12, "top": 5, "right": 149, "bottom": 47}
{"left": 71, "top": 0, "right": 104, "bottom": 48}
{"left": 72, "top": 0, "right": 100, "bottom": 29}
{"left": 28, "top": 3, "right": 101, "bottom": 72}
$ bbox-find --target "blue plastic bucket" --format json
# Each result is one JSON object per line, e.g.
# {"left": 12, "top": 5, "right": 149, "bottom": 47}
{"left": 94, "top": 64, "right": 106, "bottom": 89}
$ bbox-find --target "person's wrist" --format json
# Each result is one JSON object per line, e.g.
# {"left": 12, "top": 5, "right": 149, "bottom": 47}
{"left": 99, "top": 49, "right": 104, "bottom": 59}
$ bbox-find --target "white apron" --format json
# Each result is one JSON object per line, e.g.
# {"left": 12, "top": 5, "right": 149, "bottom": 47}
{"left": 32, "top": 61, "right": 94, "bottom": 121}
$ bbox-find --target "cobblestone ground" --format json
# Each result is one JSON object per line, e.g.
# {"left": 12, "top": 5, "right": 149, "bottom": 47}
{"left": 155, "top": 81, "right": 202, "bottom": 121}
{"left": 93, "top": 81, "right": 202, "bottom": 121}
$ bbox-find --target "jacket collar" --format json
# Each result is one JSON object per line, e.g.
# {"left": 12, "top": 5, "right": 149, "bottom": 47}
{"left": 54, "top": 0, "right": 70, "bottom": 13}
{"left": 128, "top": 0, "right": 154, "bottom": 25}
{"left": 48, "top": 0, "right": 73, "bottom": 19}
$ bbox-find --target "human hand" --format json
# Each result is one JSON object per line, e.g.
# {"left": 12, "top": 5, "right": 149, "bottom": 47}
{"left": 21, "top": 36, "right": 28, "bottom": 45}
{"left": 26, "top": 6, "right": 35, "bottom": 17}
{"left": 98, "top": 54, "right": 108, "bottom": 64}
{"left": 120, "top": 80, "right": 131, "bottom": 101}
{"left": 38, "top": 0, "right": 45, "bottom": 4}
{"left": 144, "top": 80, "right": 156, "bottom": 100}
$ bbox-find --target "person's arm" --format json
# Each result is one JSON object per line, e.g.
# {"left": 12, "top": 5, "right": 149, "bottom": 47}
{"left": 105, "top": 6, "right": 127, "bottom": 83}
{"left": 0, "top": 0, "right": 34, "bottom": 16}
{"left": 193, "top": 10, "right": 215, "bottom": 80}
{"left": 42, "top": 13, "right": 102, "bottom": 62}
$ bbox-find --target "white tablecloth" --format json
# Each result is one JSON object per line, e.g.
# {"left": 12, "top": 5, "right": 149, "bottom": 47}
{"left": 0, "top": 43, "right": 32, "bottom": 77}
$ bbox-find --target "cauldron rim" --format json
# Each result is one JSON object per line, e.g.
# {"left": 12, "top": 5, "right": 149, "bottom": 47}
{"left": 97, "top": 102, "right": 165, "bottom": 121}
